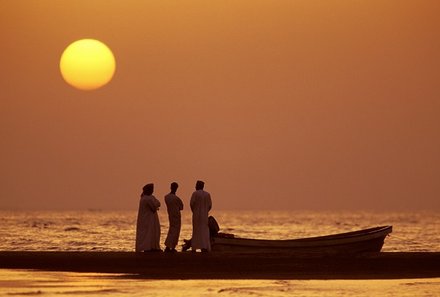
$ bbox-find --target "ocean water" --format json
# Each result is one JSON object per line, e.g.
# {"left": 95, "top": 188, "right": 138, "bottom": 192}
{"left": 1, "top": 270, "right": 440, "bottom": 297}
{"left": 0, "top": 210, "right": 439, "bottom": 297}
{"left": 0, "top": 210, "right": 439, "bottom": 252}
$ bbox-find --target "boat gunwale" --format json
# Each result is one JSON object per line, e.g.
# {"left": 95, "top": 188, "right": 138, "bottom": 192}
{"left": 212, "top": 225, "right": 392, "bottom": 248}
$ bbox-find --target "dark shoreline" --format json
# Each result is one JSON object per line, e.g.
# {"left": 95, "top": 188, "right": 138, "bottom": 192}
{"left": 1, "top": 251, "right": 439, "bottom": 280}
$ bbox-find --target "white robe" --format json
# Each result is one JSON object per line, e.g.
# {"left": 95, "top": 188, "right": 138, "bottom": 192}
{"left": 135, "top": 194, "right": 161, "bottom": 252}
{"left": 190, "top": 190, "right": 212, "bottom": 251}
{"left": 164, "top": 193, "right": 184, "bottom": 249}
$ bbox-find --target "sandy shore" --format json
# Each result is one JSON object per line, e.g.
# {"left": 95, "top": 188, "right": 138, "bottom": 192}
{"left": 0, "top": 251, "right": 439, "bottom": 279}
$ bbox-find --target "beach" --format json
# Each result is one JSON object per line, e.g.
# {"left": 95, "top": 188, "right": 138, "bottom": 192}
{"left": 1, "top": 269, "right": 439, "bottom": 297}
{"left": 1, "top": 251, "right": 439, "bottom": 279}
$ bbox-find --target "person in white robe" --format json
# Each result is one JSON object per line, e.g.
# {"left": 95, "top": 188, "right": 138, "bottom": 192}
{"left": 190, "top": 180, "right": 212, "bottom": 252}
{"left": 164, "top": 182, "right": 184, "bottom": 252}
{"left": 135, "top": 183, "right": 161, "bottom": 252}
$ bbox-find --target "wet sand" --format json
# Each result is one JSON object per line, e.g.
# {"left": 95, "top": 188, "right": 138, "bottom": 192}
{"left": 0, "top": 251, "right": 439, "bottom": 279}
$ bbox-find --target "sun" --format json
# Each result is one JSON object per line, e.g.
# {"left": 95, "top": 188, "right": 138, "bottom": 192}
{"left": 60, "top": 39, "right": 116, "bottom": 90}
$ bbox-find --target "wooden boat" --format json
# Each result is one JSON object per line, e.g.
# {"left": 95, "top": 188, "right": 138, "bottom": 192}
{"left": 211, "top": 225, "right": 393, "bottom": 253}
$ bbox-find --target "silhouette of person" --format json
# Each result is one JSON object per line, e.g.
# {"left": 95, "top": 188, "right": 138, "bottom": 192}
{"left": 190, "top": 180, "right": 212, "bottom": 252}
{"left": 164, "top": 182, "right": 184, "bottom": 252}
{"left": 135, "top": 183, "right": 161, "bottom": 252}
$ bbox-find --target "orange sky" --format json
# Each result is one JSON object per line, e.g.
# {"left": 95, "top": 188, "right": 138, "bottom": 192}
{"left": 1, "top": 1, "right": 439, "bottom": 210}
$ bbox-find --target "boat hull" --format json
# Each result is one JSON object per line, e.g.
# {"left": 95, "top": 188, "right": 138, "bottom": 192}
{"left": 211, "top": 226, "right": 392, "bottom": 253}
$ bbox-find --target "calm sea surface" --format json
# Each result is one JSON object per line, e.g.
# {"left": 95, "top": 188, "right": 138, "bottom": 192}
{"left": 1, "top": 210, "right": 439, "bottom": 296}
{"left": 0, "top": 210, "right": 439, "bottom": 252}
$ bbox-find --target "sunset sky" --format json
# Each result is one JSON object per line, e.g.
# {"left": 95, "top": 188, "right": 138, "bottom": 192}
{"left": 1, "top": 1, "right": 439, "bottom": 211}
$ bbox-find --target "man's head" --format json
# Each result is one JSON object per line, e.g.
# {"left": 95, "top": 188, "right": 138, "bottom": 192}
{"left": 142, "top": 183, "right": 154, "bottom": 196}
{"left": 170, "top": 182, "right": 179, "bottom": 193}
{"left": 195, "top": 180, "right": 205, "bottom": 190}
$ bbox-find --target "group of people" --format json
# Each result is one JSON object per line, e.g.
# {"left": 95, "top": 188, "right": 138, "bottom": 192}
{"left": 135, "top": 180, "right": 212, "bottom": 253}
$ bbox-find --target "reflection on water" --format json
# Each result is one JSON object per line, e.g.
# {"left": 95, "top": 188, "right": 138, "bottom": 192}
{"left": 0, "top": 210, "right": 439, "bottom": 252}
{"left": 1, "top": 270, "right": 439, "bottom": 297}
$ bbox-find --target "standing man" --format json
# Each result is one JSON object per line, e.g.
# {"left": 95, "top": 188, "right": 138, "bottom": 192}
{"left": 135, "top": 183, "right": 161, "bottom": 252}
{"left": 190, "top": 180, "right": 212, "bottom": 252}
{"left": 164, "top": 182, "right": 184, "bottom": 252}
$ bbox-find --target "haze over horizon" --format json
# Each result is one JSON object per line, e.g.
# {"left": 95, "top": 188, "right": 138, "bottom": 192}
{"left": 1, "top": 1, "right": 439, "bottom": 211}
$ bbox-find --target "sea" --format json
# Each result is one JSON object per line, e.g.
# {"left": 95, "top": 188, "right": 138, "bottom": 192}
{"left": 1, "top": 210, "right": 439, "bottom": 296}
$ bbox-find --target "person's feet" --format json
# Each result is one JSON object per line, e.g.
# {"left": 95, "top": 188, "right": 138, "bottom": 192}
{"left": 144, "top": 248, "right": 162, "bottom": 252}
{"left": 165, "top": 247, "right": 177, "bottom": 253}
{"left": 182, "top": 239, "right": 191, "bottom": 252}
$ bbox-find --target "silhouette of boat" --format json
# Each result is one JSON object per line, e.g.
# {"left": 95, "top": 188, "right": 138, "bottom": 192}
{"left": 211, "top": 225, "right": 393, "bottom": 253}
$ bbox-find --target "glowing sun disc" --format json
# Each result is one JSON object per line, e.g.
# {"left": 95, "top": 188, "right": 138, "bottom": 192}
{"left": 60, "top": 39, "right": 116, "bottom": 90}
